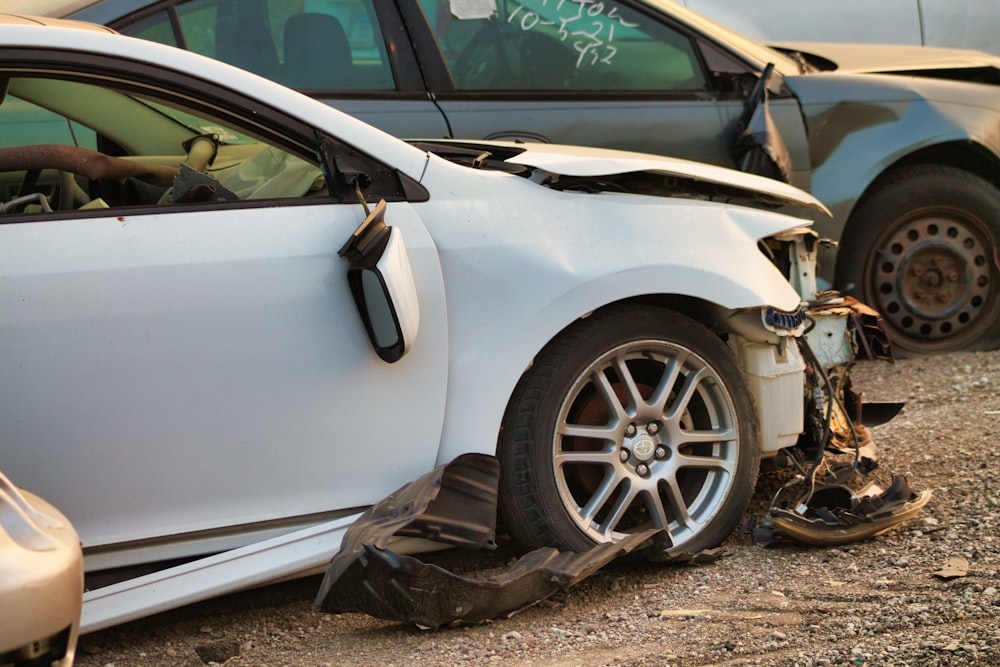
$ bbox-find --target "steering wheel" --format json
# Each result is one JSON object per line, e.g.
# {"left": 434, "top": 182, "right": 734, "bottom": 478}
{"left": 16, "top": 169, "right": 80, "bottom": 211}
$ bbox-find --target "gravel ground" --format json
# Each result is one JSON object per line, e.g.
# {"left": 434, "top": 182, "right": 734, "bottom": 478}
{"left": 76, "top": 350, "right": 1000, "bottom": 667}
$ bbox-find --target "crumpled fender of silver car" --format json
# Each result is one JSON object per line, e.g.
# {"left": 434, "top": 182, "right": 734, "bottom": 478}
{"left": 783, "top": 71, "right": 1000, "bottom": 234}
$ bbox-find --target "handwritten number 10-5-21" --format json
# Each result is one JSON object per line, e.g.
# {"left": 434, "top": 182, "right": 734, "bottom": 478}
{"left": 506, "top": 1, "right": 639, "bottom": 69}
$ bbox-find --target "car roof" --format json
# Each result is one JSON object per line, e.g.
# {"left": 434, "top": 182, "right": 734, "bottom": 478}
{"left": 3, "top": 0, "right": 97, "bottom": 16}
{"left": 0, "top": 12, "right": 114, "bottom": 31}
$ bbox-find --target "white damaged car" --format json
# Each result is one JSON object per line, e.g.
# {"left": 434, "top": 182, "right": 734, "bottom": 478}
{"left": 0, "top": 16, "right": 908, "bottom": 633}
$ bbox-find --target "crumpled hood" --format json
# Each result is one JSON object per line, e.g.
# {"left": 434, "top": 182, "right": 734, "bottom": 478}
{"left": 772, "top": 41, "right": 1000, "bottom": 77}
{"left": 508, "top": 142, "right": 829, "bottom": 214}
{"left": 417, "top": 139, "right": 829, "bottom": 216}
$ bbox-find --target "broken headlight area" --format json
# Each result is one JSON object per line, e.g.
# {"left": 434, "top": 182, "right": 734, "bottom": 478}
{"left": 749, "top": 338, "right": 931, "bottom": 546}
{"left": 749, "top": 227, "right": 931, "bottom": 544}
{"left": 315, "top": 453, "right": 720, "bottom": 629}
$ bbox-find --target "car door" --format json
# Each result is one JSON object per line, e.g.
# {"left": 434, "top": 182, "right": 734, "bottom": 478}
{"left": 410, "top": 0, "right": 734, "bottom": 166}
{"left": 0, "top": 63, "right": 449, "bottom": 554}
{"left": 405, "top": 0, "right": 811, "bottom": 188}
{"left": 76, "top": 0, "right": 452, "bottom": 139}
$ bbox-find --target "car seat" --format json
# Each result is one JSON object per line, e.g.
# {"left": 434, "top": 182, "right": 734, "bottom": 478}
{"left": 283, "top": 13, "right": 353, "bottom": 90}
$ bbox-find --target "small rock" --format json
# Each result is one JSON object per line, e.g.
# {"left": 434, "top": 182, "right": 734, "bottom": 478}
{"left": 194, "top": 640, "right": 241, "bottom": 665}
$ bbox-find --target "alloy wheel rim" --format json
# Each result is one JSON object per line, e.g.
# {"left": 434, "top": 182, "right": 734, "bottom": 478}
{"left": 552, "top": 340, "right": 740, "bottom": 550}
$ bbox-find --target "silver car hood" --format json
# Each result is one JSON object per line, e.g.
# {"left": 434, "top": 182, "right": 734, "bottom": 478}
{"left": 771, "top": 41, "right": 1000, "bottom": 77}
{"left": 416, "top": 139, "right": 829, "bottom": 216}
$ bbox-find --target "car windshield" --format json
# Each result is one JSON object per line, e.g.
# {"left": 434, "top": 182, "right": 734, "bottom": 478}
{"left": 642, "top": 0, "right": 803, "bottom": 74}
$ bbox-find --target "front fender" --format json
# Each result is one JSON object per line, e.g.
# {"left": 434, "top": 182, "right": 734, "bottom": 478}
{"left": 433, "top": 201, "right": 804, "bottom": 465}
{"left": 786, "top": 74, "right": 1000, "bottom": 236}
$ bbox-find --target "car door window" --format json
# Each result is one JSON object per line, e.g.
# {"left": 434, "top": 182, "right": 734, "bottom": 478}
{"left": 0, "top": 76, "right": 329, "bottom": 215}
{"left": 121, "top": 0, "right": 394, "bottom": 91}
{"left": 418, "top": 0, "right": 707, "bottom": 92}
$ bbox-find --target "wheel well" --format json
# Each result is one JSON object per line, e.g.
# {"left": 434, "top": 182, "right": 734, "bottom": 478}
{"left": 508, "top": 296, "right": 730, "bottom": 413}
{"left": 616, "top": 294, "right": 727, "bottom": 328}
{"left": 836, "top": 140, "right": 1000, "bottom": 289}
{"left": 888, "top": 142, "right": 1000, "bottom": 183}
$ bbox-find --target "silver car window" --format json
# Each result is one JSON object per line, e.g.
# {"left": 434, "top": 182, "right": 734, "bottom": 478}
{"left": 418, "top": 0, "right": 708, "bottom": 92}
{"left": 0, "top": 76, "right": 327, "bottom": 216}
{"left": 122, "top": 0, "right": 395, "bottom": 91}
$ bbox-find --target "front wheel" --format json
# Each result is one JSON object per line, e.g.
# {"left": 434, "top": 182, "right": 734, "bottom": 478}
{"left": 839, "top": 164, "right": 1000, "bottom": 355}
{"left": 498, "top": 306, "right": 761, "bottom": 554}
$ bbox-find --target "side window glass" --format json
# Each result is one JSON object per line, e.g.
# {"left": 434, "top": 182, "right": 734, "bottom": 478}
{"left": 121, "top": 10, "right": 180, "bottom": 47}
{"left": 0, "top": 77, "right": 328, "bottom": 217}
{"left": 273, "top": 0, "right": 395, "bottom": 90}
{"left": 122, "top": 0, "right": 395, "bottom": 91}
{"left": 417, "top": 0, "right": 707, "bottom": 92}
{"left": 0, "top": 96, "right": 96, "bottom": 150}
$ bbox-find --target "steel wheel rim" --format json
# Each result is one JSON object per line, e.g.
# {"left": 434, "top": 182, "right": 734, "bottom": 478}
{"left": 552, "top": 339, "right": 741, "bottom": 550}
{"left": 867, "top": 209, "right": 997, "bottom": 352}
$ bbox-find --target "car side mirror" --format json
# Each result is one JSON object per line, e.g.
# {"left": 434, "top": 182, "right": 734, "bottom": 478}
{"left": 338, "top": 200, "right": 420, "bottom": 363}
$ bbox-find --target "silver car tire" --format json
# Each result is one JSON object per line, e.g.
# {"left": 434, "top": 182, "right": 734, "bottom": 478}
{"left": 498, "top": 305, "right": 761, "bottom": 554}
{"left": 840, "top": 164, "right": 1000, "bottom": 355}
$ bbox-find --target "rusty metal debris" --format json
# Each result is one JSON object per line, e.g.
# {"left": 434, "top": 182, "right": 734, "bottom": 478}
{"left": 767, "top": 474, "right": 932, "bottom": 546}
{"left": 315, "top": 453, "right": 670, "bottom": 628}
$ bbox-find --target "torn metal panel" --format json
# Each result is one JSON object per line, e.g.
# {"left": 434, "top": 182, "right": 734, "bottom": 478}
{"left": 734, "top": 64, "right": 793, "bottom": 183}
{"left": 768, "top": 475, "right": 932, "bottom": 545}
{"left": 316, "top": 453, "right": 667, "bottom": 628}
{"left": 316, "top": 453, "right": 500, "bottom": 610}
{"left": 809, "top": 295, "right": 893, "bottom": 363}
{"left": 318, "top": 531, "right": 659, "bottom": 629}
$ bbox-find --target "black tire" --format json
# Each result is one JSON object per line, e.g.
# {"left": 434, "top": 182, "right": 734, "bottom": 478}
{"left": 498, "top": 305, "right": 761, "bottom": 554}
{"left": 838, "top": 164, "right": 1000, "bottom": 355}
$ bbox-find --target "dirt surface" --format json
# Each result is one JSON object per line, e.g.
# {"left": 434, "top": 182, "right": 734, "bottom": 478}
{"left": 76, "top": 351, "right": 1000, "bottom": 667}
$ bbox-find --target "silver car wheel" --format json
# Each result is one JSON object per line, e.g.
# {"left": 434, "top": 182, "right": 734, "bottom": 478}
{"left": 552, "top": 340, "right": 741, "bottom": 549}
{"left": 499, "top": 306, "right": 760, "bottom": 555}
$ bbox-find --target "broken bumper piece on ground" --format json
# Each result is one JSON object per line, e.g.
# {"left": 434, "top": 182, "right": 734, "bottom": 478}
{"left": 315, "top": 453, "right": 675, "bottom": 628}
{"left": 767, "top": 475, "right": 932, "bottom": 546}
{"left": 319, "top": 534, "right": 661, "bottom": 629}
{"left": 317, "top": 453, "right": 931, "bottom": 628}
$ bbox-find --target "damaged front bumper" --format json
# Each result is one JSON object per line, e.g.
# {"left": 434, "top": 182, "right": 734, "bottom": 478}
{"left": 744, "top": 227, "right": 930, "bottom": 545}
{"left": 766, "top": 475, "right": 933, "bottom": 546}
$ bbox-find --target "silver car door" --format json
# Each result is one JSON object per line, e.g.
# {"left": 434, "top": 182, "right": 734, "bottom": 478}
{"left": 420, "top": 0, "right": 732, "bottom": 166}
{"left": 0, "top": 197, "right": 448, "bottom": 552}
